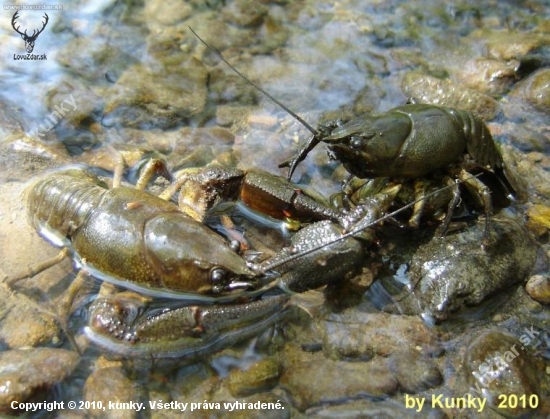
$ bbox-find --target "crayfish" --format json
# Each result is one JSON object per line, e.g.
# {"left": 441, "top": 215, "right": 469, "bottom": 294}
{"left": 190, "top": 28, "right": 524, "bottom": 244}
{"left": 7, "top": 152, "right": 393, "bottom": 358}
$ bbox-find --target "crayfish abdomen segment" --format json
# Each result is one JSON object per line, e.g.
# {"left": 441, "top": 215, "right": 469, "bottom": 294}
{"left": 27, "top": 169, "right": 107, "bottom": 245}
{"left": 451, "top": 109, "right": 503, "bottom": 170}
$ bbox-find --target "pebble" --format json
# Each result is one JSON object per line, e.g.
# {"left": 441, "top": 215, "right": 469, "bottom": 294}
{"left": 453, "top": 58, "right": 519, "bottom": 96}
{"left": 397, "top": 214, "right": 538, "bottom": 321}
{"left": 0, "top": 288, "right": 62, "bottom": 349}
{"left": 526, "top": 274, "right": 550, "bottom": 304}
{"left": 387, "top": 349, "right": 442, "bottom": 393}
{"left": 280, "top": 344, "right": 398, "bottom": 411}
{"left": 83, "top": 366, "right": 143, "bottom": 419}
{"left": 103, "top": 59, "right": 207, "bottom": 129}
{"left": 527, "top": 204, "right": 550, "bottom": 230}
{"left": 479, "top": 30, "right": 550, "bottom": 60}
{"left": 226, "top": 358, "right": 281, "bottom": 397}
{"left": 510, "top": 68, "right": 550, "bottom": 114}
{"left": 463, "top": 330, "right": 541, "bottom": 418}
{"left": 322, "top": 311, "right": 441, "bottom": 360}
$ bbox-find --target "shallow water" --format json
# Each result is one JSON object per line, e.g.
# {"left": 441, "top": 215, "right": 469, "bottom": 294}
{"left": 0, "top": 0, "right": 549, "bottom": 417}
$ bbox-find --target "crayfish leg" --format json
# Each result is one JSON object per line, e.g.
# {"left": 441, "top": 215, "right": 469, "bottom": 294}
{"left": 55, "top": 269, "right": 92, "bottom": 355}
{"left": 409, "top": 179, "right": 427, "bottom": 229}
{"left": 457, "top": 169, "right": 493, "bottom": 248}
{"left": 435, "top": 176, "right": 461, "bottom": 237}
{"left": 134, "top": 158, "right": 171, "bottom": 190}
{"left": 59, "top": 270, "right": 89, "bottom": 323}
{"left": 4, "top": 247, "right": 82, "bottom": 353}
{"left": 278, "top": 133, "right": 323, "bottom": 181}
{"left": 110, "top": 148, "right": 170, "bottom": 190}
{"left": 112, "top": 149, "right": 125, "bottom": 188}
{"left": 5, "top": 247, "right": 71, "bottom": 286}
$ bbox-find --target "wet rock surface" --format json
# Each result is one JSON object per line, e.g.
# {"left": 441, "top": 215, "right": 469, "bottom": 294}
{"left": 0, "top": 289, "right": 62, "bottom": 349}
{"left": 83, "top": 364, "right": 144, "bottom": 419}
{"left": 378, "top": 214, "right": 541, "bottom": 321}
{"left": 510, "top": 68, "right": 550, "bottom": 114}
{"left": 225, "top": 357, "right": 281, "bottom": 398}
{"left": 322, "top": 311, "right": 441, "bottom": 360}
{"left": 0, "top": 348, "right": 79, "bottom": 413}
{"left": 388, "top": 349, "right": 443, "bottom": 393}
{"left": 280, "top": 343, "right": 399, "bottom": 411}
{"left": 463, "top": 330, "right": 542, "bottom": 418}
{"left": 0, "top": 0, "right": 549, "bottom": 417}
{"left": 451, "top": 58, "right": 520, "bottom": 96}
{"left": 103, "top": 59, "right": 208, "bottom": 129}
{"left": 402, "top": 72, "right": 499, "bottom": 120}
{"left": 526, "top": 274, "right": 550, "bottom": 305}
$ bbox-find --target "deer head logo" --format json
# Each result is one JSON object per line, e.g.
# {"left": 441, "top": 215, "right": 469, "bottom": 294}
{"left": 11, "top": 11, "right": 49, "bottom": 53}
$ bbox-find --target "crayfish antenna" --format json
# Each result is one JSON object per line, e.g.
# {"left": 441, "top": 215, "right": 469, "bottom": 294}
{"left": 189, "top": 27, "right": 320, "bottom": 181}
{"left": 4, "top": 248, "right": 71, "bottom": 286}
{"left": 278, "top": 133, "right": 324, "bottom": 181}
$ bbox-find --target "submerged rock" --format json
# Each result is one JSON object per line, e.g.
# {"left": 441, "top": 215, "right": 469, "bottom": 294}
{"left": 0, "top": 98, "right": 24, "bottom": 139}
{"left": 56, "top": 36, "right": 140, "bottom": 83}
{"left": 226, "top": 357, "right": 281, "bottom": 398}
{"left": 322, "top": 311, "right": 441, "bottom": 361}
{"left": 0, "top": 348, "right": 79, "bottom": 413}
{"left": 384, "top": 214, "right": 539, "bottom": 321}
{"left": 83, "top": 365, "right": 143, "bottom": 419}
{"left": 387, "top": 349, "right": 443, "bottom": 393}
{"left": 451, "top": 58, "right": 519, "bottom": 96}
{"left": 280, "top": 343, "right": 398, "bottom": 411}
{"left": 510, "top": 68, "right": 550, "bottom": 114}
{"left": 103, "top": 59, "right": 208, "bottom": 129}
{"left": 463, "top": 330, "right": 542, "bottom": 418}
{"left": 401, "top": 72, "right": 499, "bottom": 120}
{"left": 0, "top": 290, "right": 61, "bottom": 349}
{"left": 474, "top": 29, "right": 550, "bottom": 61}
{"left": 526, "top": 274, "right": 550, "bottom": 304}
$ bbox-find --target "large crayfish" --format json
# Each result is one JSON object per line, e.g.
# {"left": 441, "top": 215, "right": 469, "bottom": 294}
{"left": 9, "top": 157, "right": 381, "bottom": 358}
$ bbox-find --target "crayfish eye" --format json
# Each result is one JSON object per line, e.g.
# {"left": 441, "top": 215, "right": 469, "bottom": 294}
{"left": 350, "top": 136, "right": 364, "bottom": 150}
{"left": 210, "top": 268, "right": 227, "bottom": 294}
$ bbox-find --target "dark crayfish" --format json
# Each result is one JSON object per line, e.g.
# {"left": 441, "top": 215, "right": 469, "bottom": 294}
{"left": 190, "top": 28, "right": 524, "bottom": 242}
{"left": 281, "top": 101, "right": 525, "bottom": 239}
